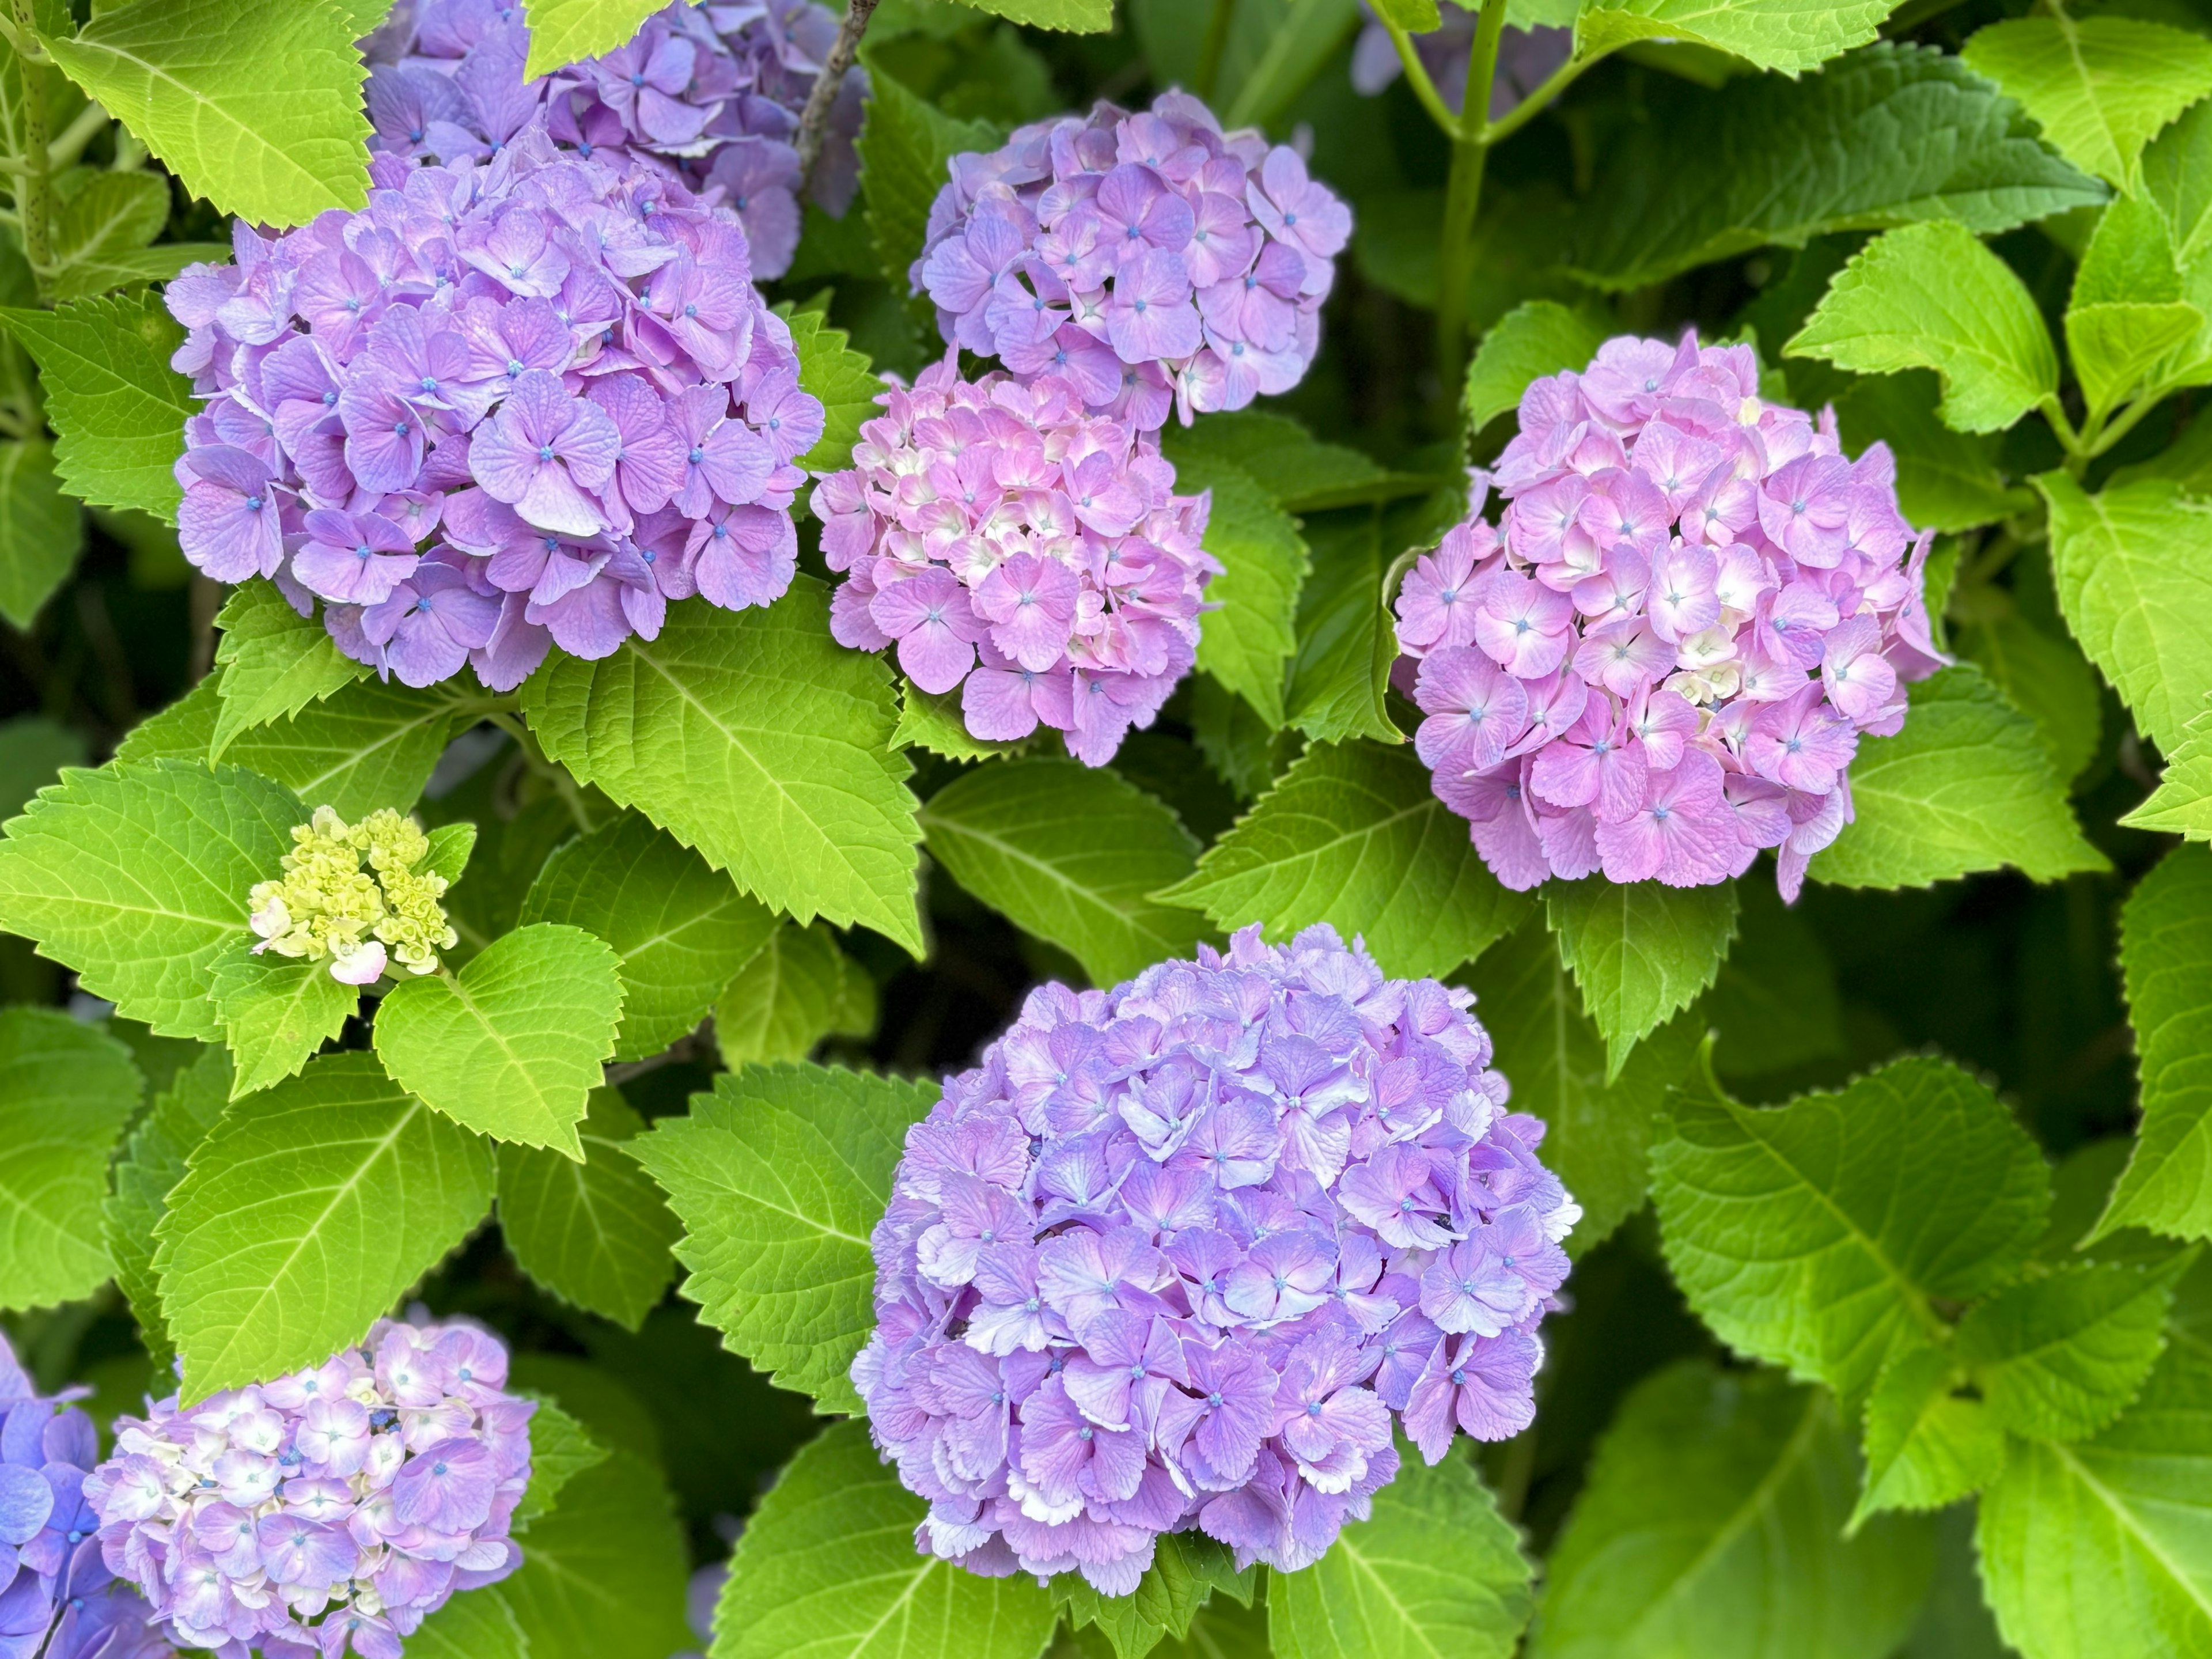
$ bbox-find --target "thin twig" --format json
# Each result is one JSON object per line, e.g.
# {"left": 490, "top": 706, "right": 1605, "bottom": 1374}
{"left": 606, "top": 1025, "right": 714, "bottom": 1086}
{"left": 794, "top": 0, "right": 878, "bottom": 194}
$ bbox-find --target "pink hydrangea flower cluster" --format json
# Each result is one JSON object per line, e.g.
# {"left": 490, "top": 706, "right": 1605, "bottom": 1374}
{"left": 854, "top": 924, "right": 1577, "bottom": 1592}
{"left": 812, "top": 357, "right": 1218, "bottom": 764}
{"left": 86, "top": 1321, "right": 534, "bottom": 1659}
{"left": 366, "top": 0, "right": 864, "bottom": 279}
{"left": 1393, "top": 332, "right": 1945, "bottom": 900}
{"left": 913, "top": 92, "right": 1351, "bottom": 429}
{"left": 166, "top": 127, "right": 820, "bottom": 690}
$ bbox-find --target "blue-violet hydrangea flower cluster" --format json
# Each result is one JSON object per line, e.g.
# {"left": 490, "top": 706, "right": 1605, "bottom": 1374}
{"left": 166, "top": 127, "right": 819, "bottom": 689}
{"left": 365, "top": 0, "right": 864, "bottom": 280}
{"left": 812, "top": 357, "right": 1218, "bottom": 765}
{"left": 914, "top": 93, "right": 1351, "bottom": 428}
{"left": 0, "top": 1334, "right": 173, "bottom": 1659}
{"left": 86, "top": 1320, "right": 533, "bottom": 1659}
{"left": 853, "top": 924, "right": 1576, "bottom": 1591}
{"left": 1393, "top": 331, "right": 1945, "bottom": 899}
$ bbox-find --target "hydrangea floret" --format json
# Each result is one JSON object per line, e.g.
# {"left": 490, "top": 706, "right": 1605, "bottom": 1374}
{"left": 853, "top": 923, "right": 1577, "bottom": 1592}
{"left": 365, "top": 0, "right": 864, "bottom": 278}
{"left": 85, "top": 1320, "right": 533, "bottom": 1659}
{"left": 0, "top": 1334, "right": 176, "bottom": 1659}
{"left": 248, "top": 808, "right": 457, "bottom": 986}
{"left": 167, "top": 121, "right": 819, "bottom": 690}
{"left": 812, "top": 357, "right": 1218, "bottom": 764}
{"left": 913, "top": 92, "right": 1351, "bottom": 428}
{"left": 1392, "top": 331, "right": 1945, "bottom": 900}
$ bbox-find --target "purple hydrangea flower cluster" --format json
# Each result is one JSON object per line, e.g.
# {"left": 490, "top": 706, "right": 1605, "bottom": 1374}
{"left": 812, "top": 357, "right": 1218, "bottom": 765}
{"left": 912, "top": 92, "right": 1351, "bottom": 429}
{"left": 1392, "top": 332, "right": 1945, "bottom": 900}
{"left": 85, "top": 1321, "right": 533, "bottom": 1659}
{"left": 365, "top": 0, "right": 863, "bottom": 279}
{"left": 853, "top": 923, "right": 1577, "bottom": 1591}
{"left": 0, "top": 1335, "right": 174, "bottom": 1659}
{"left": 166, "top": 127, "right": 820, "bottom": 689}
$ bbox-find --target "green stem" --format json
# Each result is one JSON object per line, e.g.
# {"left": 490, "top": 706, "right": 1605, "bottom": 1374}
{"left": 46, "top": 100, "right": 106, "bottom": 172}
{"left": 1194, "top": 0, "right": 1237, "bottom": 104}
{"left": 1433, "top": 0, "right": 1508, "bottom": 395}
{"left": 484, "top": 710, "right": 594, "bottom": 835}
{"left": 2041, "top": 393, "right": 2089, "bottom": 475}
{"left": 2083, "top": 391, "right": 2166, "bottom": 462}
{"left": 1479, "top": 46, "right": 1604, "bottom": 146}
{"left": 8, "top": 0, "right": 50, "bottom": 282}
{"left": 1381, "top": 17, "right": 1459, "bottom": 139}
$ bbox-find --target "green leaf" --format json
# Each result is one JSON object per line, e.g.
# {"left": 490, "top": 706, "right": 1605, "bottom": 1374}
{"left": 631, "top": 1062, "right": 940, "bottom": 1414}
{"left": 1786, "top": 221, "right": 2058, "bottom": 433}
{"left": 937, "top": 0, "right": 1110, "bottom": 29}
{"left": 0, "top": 757, "right": 302, "bottom": 1040}
{"left": 1706, "top": 877, "right": 1845, "bottom": 1081}
{"left": 1957, "top": 1256, "right": 2194, "bottom": 1441}
{"left": 1465, "top": 918, "right": 1705, "bottom": 1254}
{"left": 0, "top": 715, "right": 86, "bottom": 823}
{"left": 495, "top": 1449, "right": 695, "bottom": 1659}
{"left": 1960, "top": 13, "right": 2212, "bottom": 192}
{"left": 499, "top": 1088, "right": 682, "bottom": 1332}
{"left": 1544, "top": 877, "right": 1738, "bottom": 1081}
{"left": 1188, "top": 674, "right": 1296, "bottom": 801}
{"left": 0, "top": 440, "right": 82, "bottom": 630}
{"left": 1652, "top": 1053, "right": 2051, "bottom": 1397}
{"left": 1531, "top": 1360, "right": 1937, "bottom": 1659}
{"left": 1953, "top": 599, "right": 2104, "bottom": 788}
{"left": 103, "top": 1042, "right": 229, "bottom": 1374}
{"left": 1270, "top": 1440, "right": 1533, "bottom": 1659}
{"left": 2096, "top": 846, "right": 2212, "bottom": 1243}
{"left": 857, "top": 68, "right": 1001, "bottom": 328}
{"left": 46, "top": 169, "right": 170, "bottom": 301}
{"left": 218, "top": 676, "right": 464, "bottom": 821}
{"left": 40, "top": 0, "right": 370, "bottom": 228}
{"left": 1157, "top": 740, "right": 1527, "bottom": 983}
{"left": 1577, "top": 0, "right": 1905, "bottom": 77}
{"left": 1809, "top": 663, "right": 2108, "bottom": 889}
{"left": 2124, "top": 699, "right": 2212, "bottom": 839}
{"left": 1976, "top": 1342, "right": 2212, "bottom": 1659}
{"left": 713, "top": 921, "right": 876, "bottom": 1068}
{"left": 518, "top": 579, "right": 925, "bottom": 954}
{"left": 0, "top": 1007, "right": 139, "bottom": 1312}
{"left": 207, "top": 942, "right": 360, "bottom": 1098}
{"left": 374, "top": 922, "right": 624, "bottom": 1158}
{"left": 2065, "top": 196, "right": 2203, "bottom": 418}
{"left": 1171, "top": 448, "right": 1308, "bottom": 730}
{"left": 713, "top": 1418, "right": 1059, "bottom": 1659}
{"left": 891, "top": 677, "right": 1032, "bottom": 763}
{"left": 1830, "top": 370, "right": 2033, "bottom": 534}
{"left": 1154, "top": 411, "right": 1420, "bottom": 515}
{"left": 408, "top": 1580, "right": 531, "bottom": 1659}
{"left": 1283, "top": 514, "right": 1399, "bottom": 747}
{"left": 510, "top": 1393, "right": 609, "bottom": 1531}
{"left": 0, "top": 291, "right": 192, "bottom": 520}
{"left": 210, "top": 583, "right": 374, "bottom": 758}
{"left": 1563, "top": 43, "right": 2108, "bottom": 292}
{"left": 1850, "top": 1342, "right": 2006, "bottom": 1532}
{"left": 779, "top": 302, "right": 882, "bottom": 474}
{"left": 154, "top": 1050, "right": 495, "bottom": 1400}
{"left": 921, "top": 756, "right": 1208, "bottom": 987}
{"left": 519, "top": 0, "right": 666, "bottom": 77}
{"left": 1464, "top": 300, "right": 1609, "bottom": 435}
{"left": 1056, "top": 1533, "right": 1255, "bottom": 1659}
{"left": 2040, "top": 472, "right": 2212, "bottom": 757}
{"left": 521, "top": 812, "right": 777, "bottom": 1063}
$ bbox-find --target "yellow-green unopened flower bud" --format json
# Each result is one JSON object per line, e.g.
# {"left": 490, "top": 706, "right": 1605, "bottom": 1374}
{"left": 244, "top": 806, "right": 456, "bottom": 983}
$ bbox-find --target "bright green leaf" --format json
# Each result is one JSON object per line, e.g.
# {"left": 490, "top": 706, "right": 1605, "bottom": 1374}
{"left": 937, "top": 0, "right": 1111, "bottom": 29}
{"left": 43, "top": 170, "right": 205, "bottom": 301}
{"left": 1158, "top": 740, "right": 1527, "bottom": 983}
{"left": 0, "top": 290, "right": 192, "bottom": 520}
{"left": 210, "top": 583, "right": 374, "bottom": 758}
{"left": 1577, "top": 0, "right": 1906, "bottom": 77}
{"left": 1171, "top": 448, "right": 1308, "bottom": 730}
{"left": 2066, "top": 196, "right": 2202, "bottom": 416}
{"left": 1544, "top": 877, "right": 1737, "bottom": 1081}
{"left": 519, "top": 0, "right": 666, "bottom": 77}
{"left": 781, "top": 302, "right": 883, "bottom": 474}
{"left": 1961, "top": 13, "right": 2212, "bottom": 192}
{"left": 0, "top": 757, "right": 301, "bottom": 1040}
{"left": 518, "top": 579, "right": 925, "bottom": 954}
{"left": 1851, "top": 1342, "right": 2006, "bottom": 1532}
{"left": 408, "top": 1578, "right": 531, "bottom": 1659}
{"left": 631, "top": 1062, "right": 940, "bottom": 1413}
{"left": 1952, "top": 600, "right": 2104, "bottom": 788}
{"left": 1270, "top": 1440, "right": 1533, "bottom": 1659}
{"left": 1056, "top": 1533, "right": 1255, "bottom": 1659}
{"left": 103, "top": 1042, "right": 229, "bottom": 1373}
{"left": 1652, "top": 1052, "right": 2051, "bottom": 1397}
{"left": 890, "top": 677, "right": 1032, "bottom": 763}
{"left": 713, "top": 921, "right": 876, "bottom": 1068}
{"left": 2040, "top": 471, "right": 2212, "bottom": 756}
{"left": 511, "top": 1393, "right": 609, "bottom": 1532}
{"left": 521, "top": 812, "right": 777, "bottom": 1062}
{"left": 220, "top": 676, "right": 464, "bottom": 821}
{"left": 0, "top": 440, "right": 82, "bottom": 630}
{"left": 1958, "top": 1256, "right": 2194, "bottom": 1441}
{"left": 1831, "top": 370, "right": 2034, "bottom": 533}
{"left": 40, "top": 0, "right": 371, "bottom": 228}
{"left": 0, "top": 1006, "right": 139, "bottom": 1312}
{"left": 1532, "top": 1360, "right": 1937, "bottom": 1659}
{"left": 1809, "top": 664, "right": 2108, "bottom": 889}
{"left": 374, "top": 922, "right": 624, "bottom": 1158}
{"left": 1283, "top": 514, "right": 1399, "bottom": 747}
{"left": 496, "top": 1449, "right": 695, "bottom": 1659}
{"left": 2124, "top": 699, "right": 2212, "bottom": 839}
{"left": 1464, "top": 300, "right": 1608, "bottom": 434}
{"left": 154, "top": 1051, "right": 495, "bottom": 1401}
{"left": 922, "top": 756, "right": 1208, "bottom": 987}
{"left": 499, "top": 1089, "right": 682, "bottom": 1332}
{"left": 208, "top": 941, "right": 360, "bottom": 1098}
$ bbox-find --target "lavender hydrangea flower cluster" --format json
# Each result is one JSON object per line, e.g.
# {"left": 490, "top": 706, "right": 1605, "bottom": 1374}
{"left": 853, "top": 923, "right": 1577, "bottom": 1591}
{"left": 912, "top": 92, "right": 1351, "bottom": 429}
{"left": 811, "top": 357, "right": 1218, "bottom": 764}
{"left": 1393, "top": 332, "right": 1945, "bottom": 900}
{"left": 0, "top": 1335, "right": 174, "bottom": 1659}
{"left": 166, "top": 127, "right": 820, "bottom": 690}
{"left": 85, "top": 1320, "right": 533, "bottom": 1659}
{"left": 365, "top": 0, "right": 863, "bottom": 279}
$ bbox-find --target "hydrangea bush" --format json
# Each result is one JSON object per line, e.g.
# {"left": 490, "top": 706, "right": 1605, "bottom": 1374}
{"left": 0, "top": 2, "right": 2206, "bottom": 1659}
